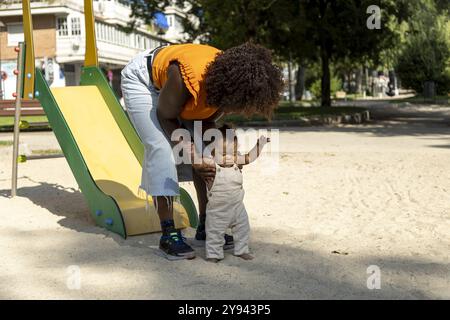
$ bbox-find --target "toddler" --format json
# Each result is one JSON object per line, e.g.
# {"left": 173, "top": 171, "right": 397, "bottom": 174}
{"left": 198, "top": 124, "right": 269, "bottom": 262}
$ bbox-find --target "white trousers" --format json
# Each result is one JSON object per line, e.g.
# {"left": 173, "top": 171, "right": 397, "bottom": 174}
{"left": 121, "top": 47, "right": 194, "bottom": 196}
{"left": 205, "top": 164, "right": 250, "bottom": 259}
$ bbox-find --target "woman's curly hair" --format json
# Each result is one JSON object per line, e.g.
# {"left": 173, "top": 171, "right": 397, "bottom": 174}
{"left": 204, "top": 42, "right": 284, "bottom": 119}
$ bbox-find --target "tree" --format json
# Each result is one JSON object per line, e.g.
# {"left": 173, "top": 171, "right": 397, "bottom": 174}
{"left": 128, "top": 0, "right": 403, "bottom": 106}
{"left": 292, "top": 1, "right": 402, "bottom": 106}
{"left": 127, "top": 0, "right": 172, "bottom": 31}
{"left": 395, "top": 0, "right": 450, "bottom": 95}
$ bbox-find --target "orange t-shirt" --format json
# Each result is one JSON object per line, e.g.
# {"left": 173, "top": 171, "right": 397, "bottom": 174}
{"left": 151, "top": 44, "right": 221, "bottom": 120}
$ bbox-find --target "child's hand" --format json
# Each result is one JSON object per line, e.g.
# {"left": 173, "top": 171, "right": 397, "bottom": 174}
{"left": 258, "top": 136, "right": 270, "bottom": 146}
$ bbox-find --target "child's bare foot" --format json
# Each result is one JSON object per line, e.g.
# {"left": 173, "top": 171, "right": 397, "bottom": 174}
{"left": 237, "top": 253, "right": 254, "bottom": 260}
{"left": 206, "top": 258, "right": 221, "bottom": 263}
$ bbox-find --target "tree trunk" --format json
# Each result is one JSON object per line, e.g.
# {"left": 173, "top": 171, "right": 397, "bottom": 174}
{"left": 356, "top": 68, "right": 363, "bottom": 95}
{"left": 321, "top": 47, "right": 331, "bottom": 107}
{"left": 287, "top": 60, "right": 296, "bottom": 102}
{"left": 423, "top": 81, "right": 436, "bottom": 99}
{"left": 295, "top": 65, "right": 306, "bottom": 100}
{"left": 318, "top": 0, "right": 331, "bottom": 107}
{"left": 363, "top": 67, "right": 369, "bottom": 97}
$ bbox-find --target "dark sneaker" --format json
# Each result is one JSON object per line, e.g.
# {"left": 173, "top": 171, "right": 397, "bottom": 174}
{"left": 195, "top": 224, "right": 234, "bottom": 250}
{"left": 159, "top": 230, "right": 196, "bottom": 260}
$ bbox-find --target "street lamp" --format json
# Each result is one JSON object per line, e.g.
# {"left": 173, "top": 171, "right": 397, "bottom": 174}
{"left": 0, "top": 20, "right": 5, "bottom": 100}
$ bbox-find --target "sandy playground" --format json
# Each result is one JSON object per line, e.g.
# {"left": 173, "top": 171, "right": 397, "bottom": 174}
{"left": 0, "top": 103, "right": 449, "bottom": 299}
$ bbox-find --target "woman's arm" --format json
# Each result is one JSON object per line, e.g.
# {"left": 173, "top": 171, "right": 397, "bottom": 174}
{"left": 157, "top": 62, "right": 216, "bottom": 181}
{"left": 157, "top": 62, "right": 191, "bottom": 140}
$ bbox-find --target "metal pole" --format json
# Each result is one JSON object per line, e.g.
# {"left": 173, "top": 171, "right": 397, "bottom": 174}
{"left": 287, "top": 59, "right": 292, "bottom": 102}
{"left": 11, "top": 42, "right": 25, "bottom": 197}
{"left": 22, "top": 0, "right": 35, "bottom": 100}
{"left": 0, "top": 20, "right": 5, "bottom": 100}
{"left": 84, "top": 0, "right": 99, "bottom": 67}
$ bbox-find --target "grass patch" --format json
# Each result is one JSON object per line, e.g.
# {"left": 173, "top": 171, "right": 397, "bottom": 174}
{"left": 31, "top": 149, "right": 62, "bottom": 155}
{"left": 278, "top": 100, "right": 319, "bottom": 108}
{"left": 0, "top": 115, "right": 50, "bottom": 132}
{"left": 389, "top": 95, "right": 450, "bottom": 104}
{"left": 0, "top": 115, "right": 48, "bottom": 127}
{"left": 0, "top": 140, "right": 13, "bottom": 147}
{"left": 223, "top": 106, "right": 368, "bottom": 125}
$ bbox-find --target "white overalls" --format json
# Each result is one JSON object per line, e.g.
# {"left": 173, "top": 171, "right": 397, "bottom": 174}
{"left": 205, "top": 163, "right": 250, "bottom": 259}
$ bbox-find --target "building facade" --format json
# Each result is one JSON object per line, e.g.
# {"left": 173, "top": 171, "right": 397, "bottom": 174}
{"left": 0, "top": 0, "right": 186, "bottom": 99}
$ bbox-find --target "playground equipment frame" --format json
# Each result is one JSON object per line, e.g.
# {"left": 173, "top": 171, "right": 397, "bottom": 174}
{"left": 10, "top": 0, "right": 199, "bottom": 237}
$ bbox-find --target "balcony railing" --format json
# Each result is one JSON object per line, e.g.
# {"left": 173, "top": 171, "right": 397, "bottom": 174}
{"left": 0, "top": 1, "right": 53, "bottom": 8}
{"left": 0, "top": 0, "right": 131, "bottom": 6}
{"left": 1, "top": 0, "right": 45, "bottom": 4}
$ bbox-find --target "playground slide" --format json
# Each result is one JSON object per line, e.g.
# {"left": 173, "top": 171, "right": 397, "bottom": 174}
{"left": 35, "top": 69, "right": 197, "bottom": 237}
{"left": 20, "top": 0, "right": 197, "bottom": 238}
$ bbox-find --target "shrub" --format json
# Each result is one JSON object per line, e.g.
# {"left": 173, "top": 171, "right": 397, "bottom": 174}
{"left": 310, "top": 76, "right": 342, "bottom": 99}
{"left": 395, "top": 4, "right": 450, "bottom": 95}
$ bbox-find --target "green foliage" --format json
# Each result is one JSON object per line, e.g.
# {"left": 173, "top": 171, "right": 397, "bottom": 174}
{"left": 395, "top": 0, "right": 450, "bottom": 94}
{"left": 303, "top": 62, "right": 342, "bottom": 98}
{"left": 222, "top": 106, "right": 367, "bottom": 124}
{"left": 179, "top": 0, "right": 400, "bottom": 106}
{"left": 310, "top": 76, "right": 343, "bottom": 99}
{"left": 126, "top": 1, "right": 415, "bottom": 104}
{"left": 302, "top": 62, "right": 320, "bottom": 89}
{"left": 396, "top": 39, "right": 450, "bottom": 94}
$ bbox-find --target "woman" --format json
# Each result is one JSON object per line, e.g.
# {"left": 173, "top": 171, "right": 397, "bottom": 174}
{"left": 121, "top": 42, "right": 283, "bottom": 260}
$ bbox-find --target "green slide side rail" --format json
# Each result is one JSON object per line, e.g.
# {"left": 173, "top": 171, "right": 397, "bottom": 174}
{"left": 35, "top": 69, "right": 127, "bottom": 237}
{"left": 80, "top": 66, "right": 198, "bottom": 228}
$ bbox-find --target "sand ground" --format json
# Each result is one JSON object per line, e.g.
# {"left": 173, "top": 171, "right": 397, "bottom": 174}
{"left": 0, "top": 102, "right": 449, "bottom": 299}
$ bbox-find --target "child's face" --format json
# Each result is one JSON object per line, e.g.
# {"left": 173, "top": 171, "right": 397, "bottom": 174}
{"left": 223, "top": 137, "right": 237, "bottom": 156}
{"left": 216, "top": 129, "right": 238, "bottom": 158}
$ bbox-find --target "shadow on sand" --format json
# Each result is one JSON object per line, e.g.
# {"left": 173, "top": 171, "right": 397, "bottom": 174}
{"left": 0, "top": 180, "right": 107, "bottom": 236}
{"left": 1, "top": 181, "right": 448, "bottom": 299}
{"left": 0, "top": 221, "right": 447, "bottom": 299}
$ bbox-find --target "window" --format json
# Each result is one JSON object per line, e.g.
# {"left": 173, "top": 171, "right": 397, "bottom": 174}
{"left": 71, "top": 17, "right": 81, "bottom": 36}
{"left": 64, "top": 64, "right": 75, "bottom": 73}
{"left": 7, "top": 23, "right": 24, "bottom": 46}
{"left": 93, "top": 21, "right": 149, "bottom": 48}
{"left": 167, "top": 15, "right": 173, "bottom": 28}
{"left": 57, "top": 17, "right": 68, "bottom": 36}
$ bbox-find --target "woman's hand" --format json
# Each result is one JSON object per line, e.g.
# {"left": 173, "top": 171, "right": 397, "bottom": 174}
{"left": 192, "top": 156, "right": 216, "bottom": 185}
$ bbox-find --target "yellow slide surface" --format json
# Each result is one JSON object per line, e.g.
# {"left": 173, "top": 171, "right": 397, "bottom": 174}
{"left": 51, "top": 86, "right": 190, "bottom": 235}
